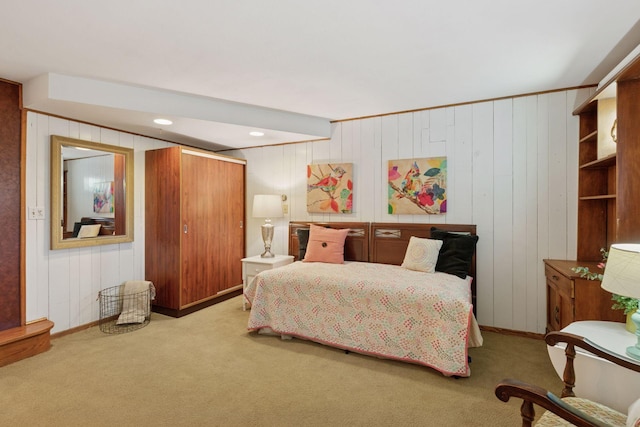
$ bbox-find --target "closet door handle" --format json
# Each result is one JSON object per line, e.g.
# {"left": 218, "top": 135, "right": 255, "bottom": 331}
{"left": 184, "top": 224, "right": 188, "bottom": 234}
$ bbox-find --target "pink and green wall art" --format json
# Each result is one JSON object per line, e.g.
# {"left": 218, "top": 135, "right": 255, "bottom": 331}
{"left": 388, "top": 157, "right": 447, "bottom": 214}
{"left": 307, "top": 163, "right": 353, "bottom": 213}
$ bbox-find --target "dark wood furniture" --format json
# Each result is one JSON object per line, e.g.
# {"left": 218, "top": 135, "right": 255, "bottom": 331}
{"left": 145, "top": 146, "right": 246, "bottom": 317}
{"left": 544, "top": 259, "right": 624, "bottom": 332}
{"left": 0, "top": 79, "right": 22, "bottom": 332}
{"left": 496, "top": 331, "right": 639, "bottom": 426}
{"left": 287, "top": 221, "right": 478, "bottom": 313}
{"left": 544, "top": 52, "right": 640, "bottom": 331}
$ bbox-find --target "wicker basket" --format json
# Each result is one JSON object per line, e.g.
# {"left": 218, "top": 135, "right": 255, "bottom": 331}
{"left": 98, "top": 282, "right": 154, "bottom": 334}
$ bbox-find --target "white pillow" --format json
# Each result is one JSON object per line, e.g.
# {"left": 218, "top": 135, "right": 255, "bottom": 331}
{"left": 77, "top": 224, "right": 101, "bottom": 238}
{"left": 627, "top": 397, "right": 640, "bottom": 427}
{"left": 401, "top": 236, "right": 443, "bottom": 273}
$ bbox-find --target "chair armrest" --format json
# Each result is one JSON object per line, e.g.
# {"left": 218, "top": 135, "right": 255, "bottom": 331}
{"left": 495, "top": 379, "right": 608, "bottom": 427}
{"left": 546, "top": 331, "right": 640, "bottom": 373}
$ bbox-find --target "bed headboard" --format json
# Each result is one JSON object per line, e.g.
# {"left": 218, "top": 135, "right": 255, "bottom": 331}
{"left": 288, "top": 222, "right": 369, "bottom": 262}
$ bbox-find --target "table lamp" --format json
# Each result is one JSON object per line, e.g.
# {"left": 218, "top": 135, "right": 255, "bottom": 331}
{"left": 252, "top": 194, "right": 283, "bottom": 258}
{"left": 600, "top": 243, "right": 640, "bottom": 360}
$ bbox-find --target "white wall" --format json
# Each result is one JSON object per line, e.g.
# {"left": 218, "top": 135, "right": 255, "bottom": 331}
{"left": 25, "top": 112, "right": 176, "bottom": 333}
{"left": 25, "top": 88, "right": 594, "bottom": 335}
{"left": 231, "top": 88, "right": 595, "bottom": 334}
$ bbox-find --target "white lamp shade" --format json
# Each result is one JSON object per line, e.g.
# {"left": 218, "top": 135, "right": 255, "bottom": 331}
{"left": 252, "top": 195, "right": 283, "bottom": 219}
{"left": 601, "top": 243, "right": 640, "bottom": 299}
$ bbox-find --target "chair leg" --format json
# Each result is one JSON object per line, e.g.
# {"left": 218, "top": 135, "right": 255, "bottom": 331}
{"left": 520, "top": 400, "right": 535, "bottom": 427}
{"left": 561, "top": 343, "right": 576, "bottom": 398}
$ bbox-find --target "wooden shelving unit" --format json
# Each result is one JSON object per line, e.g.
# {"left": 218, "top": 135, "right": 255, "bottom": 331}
{"left": 545, "top": 49, "right": 640, "bottom": 332}
{"left": 574, "top": 52, "right": 640, "bottom": 261}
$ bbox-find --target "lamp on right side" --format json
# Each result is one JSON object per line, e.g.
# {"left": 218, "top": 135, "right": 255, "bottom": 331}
{"left": 600, "top": 243, "right": 640, "bottom": 360}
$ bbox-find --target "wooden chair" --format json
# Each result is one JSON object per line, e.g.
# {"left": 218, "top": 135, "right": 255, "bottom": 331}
{"left": 495, "top": 331, "right": 640, "bottom": 427}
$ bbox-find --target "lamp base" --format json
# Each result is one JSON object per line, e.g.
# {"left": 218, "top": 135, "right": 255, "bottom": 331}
{"left": 627, "top": 345, "right": 640, "bottom": 361}
{"left": 627, "top": 308, "right": 640, "bottom": 361}
{"left": 260, "top": 222, "right": 275, "bottom": 259}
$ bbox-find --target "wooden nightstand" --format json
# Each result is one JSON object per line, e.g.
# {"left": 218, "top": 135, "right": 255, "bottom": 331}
{"left": 241, "top": 255, "right": 294, "bottom": 310}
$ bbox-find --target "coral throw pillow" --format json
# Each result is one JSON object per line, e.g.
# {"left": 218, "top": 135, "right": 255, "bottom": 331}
{"left": 401, "top": 236, "right": 443, "bottom": 273}
{"left": 303, "top": 224, "right": 349, "bottom": 264}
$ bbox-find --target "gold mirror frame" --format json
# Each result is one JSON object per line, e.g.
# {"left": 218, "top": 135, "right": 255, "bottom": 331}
{"left": 50, "top": 135, "right": 134, "bottom": 249}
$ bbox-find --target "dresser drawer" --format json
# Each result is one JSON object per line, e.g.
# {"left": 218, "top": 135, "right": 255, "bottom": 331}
{"left": 545, "top": 264, "right": 574, "bottom": 298}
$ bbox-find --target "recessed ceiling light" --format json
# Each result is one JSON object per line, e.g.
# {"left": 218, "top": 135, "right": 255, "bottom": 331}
{"left": 154, "top": 118, "right": 173, "bottom": 125}
{"left": 249, "top": 131, "right": 264, "bottom": 137}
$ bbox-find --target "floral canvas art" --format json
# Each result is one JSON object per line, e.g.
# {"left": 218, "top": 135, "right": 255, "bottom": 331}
{"left": 93, "top": 181, "right": 114, "bottom": 213}
{"left": 388, "top": 157, "right": 447, "bottom": 214}
{"left": 307, "top": 163, "right": 353, "bottom": 213}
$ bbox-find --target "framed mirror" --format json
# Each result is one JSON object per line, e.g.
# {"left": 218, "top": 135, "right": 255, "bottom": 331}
{"left": 50, "top": 135, "right": 134, "bottom": 249}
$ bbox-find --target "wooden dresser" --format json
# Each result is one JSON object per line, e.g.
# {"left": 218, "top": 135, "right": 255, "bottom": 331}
{"left": 544, "top": 259, "right": 624, "bottom": 332}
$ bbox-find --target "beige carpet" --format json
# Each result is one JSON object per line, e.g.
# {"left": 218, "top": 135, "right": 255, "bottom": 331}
{"left": 0, "top": 296, "right": 562, "bottom": 426}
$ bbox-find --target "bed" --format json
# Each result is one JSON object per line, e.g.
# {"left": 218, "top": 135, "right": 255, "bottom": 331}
{"left": 244, "top": 222, "right": 482, "bottom": 377}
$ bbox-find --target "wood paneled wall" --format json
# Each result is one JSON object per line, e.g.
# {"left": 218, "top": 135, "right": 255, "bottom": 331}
{"left": 231, "top": 88, "right": 594, "bottom": 333}
{"left": 24, "top": 88, "right": 593, "bottom": 335}
{"left": 0, "top": 81, "right": 22, "bottom": 331}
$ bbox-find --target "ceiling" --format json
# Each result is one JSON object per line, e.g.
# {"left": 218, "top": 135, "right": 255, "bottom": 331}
{"left": 2, "top": 1, "right": 640, "bottom": 151}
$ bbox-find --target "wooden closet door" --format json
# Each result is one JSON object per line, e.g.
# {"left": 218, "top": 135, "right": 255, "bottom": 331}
{"left": 145, "top": 147, "right": 182, "bottom": 310}
{"left": 214, "top": 159, "right": 244, "bottom": 291}
{"left": 181, "top": 152, "right": 220, "bottom": 306}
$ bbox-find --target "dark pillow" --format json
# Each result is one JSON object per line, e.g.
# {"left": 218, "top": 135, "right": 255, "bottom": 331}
{"left": 296, "top": 228, "right": 310, "bottom": 260}
{"left": 72, "top": 222, "right": 83, "bottom": 238}
{"left": 430, "top": 227, "right": 479, "bottom": 279}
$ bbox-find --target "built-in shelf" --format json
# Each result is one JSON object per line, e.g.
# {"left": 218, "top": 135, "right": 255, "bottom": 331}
{"left": 575, "top": 49, "right": 640, "bottom": 262}
{"left": 580, "top": 153, "right": 617, "bottom": 169}
{"left": 579, "top": 130, "right": 597, "bottom": 144}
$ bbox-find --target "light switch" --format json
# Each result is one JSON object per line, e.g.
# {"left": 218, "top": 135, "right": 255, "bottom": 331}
{"left": 28, "top": 206, "right": 45, "bottom": 220}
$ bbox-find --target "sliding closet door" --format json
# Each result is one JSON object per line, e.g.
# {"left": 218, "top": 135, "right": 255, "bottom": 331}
{"left": 181, "top": 152, "right": 220, "bottom": 305}
{"left": 145, "top": 146, "right": 182, "bottom": 310}
{"left": 213, "top": 159, "right": 244, "bottom": 292}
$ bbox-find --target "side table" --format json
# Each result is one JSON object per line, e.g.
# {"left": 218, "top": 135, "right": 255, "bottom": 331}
{"left": 241, "top": 255, "right": 294, "bottom": 311}
{"left": 546, "top": 320, "right": 640, "bottom": 413}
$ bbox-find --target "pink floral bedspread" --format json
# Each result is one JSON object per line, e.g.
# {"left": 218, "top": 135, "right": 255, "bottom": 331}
{"left": 245, "top": 261, "right": 482, "bottom": 377}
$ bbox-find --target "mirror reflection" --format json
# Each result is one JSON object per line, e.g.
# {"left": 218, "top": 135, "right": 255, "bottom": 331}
{"left": 50, "top": 135, "right": 134, "bottom": 249}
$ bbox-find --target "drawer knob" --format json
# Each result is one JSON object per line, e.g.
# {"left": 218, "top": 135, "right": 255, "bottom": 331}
{"left": 552, "top": 275, "right": 560, "bottom": 281}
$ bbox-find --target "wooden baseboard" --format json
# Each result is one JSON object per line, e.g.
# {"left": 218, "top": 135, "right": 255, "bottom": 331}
{"left": 0, "top": 319, "right": 54, "bottom": 367}
{"left": 153, "top": 288, "right": 242, "bottom": 318}
{"left": 50, "top": 320, "right": 100, "bottom": 339}
{"left": 479, "top": 324, "right": 545, "bottom": 340}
